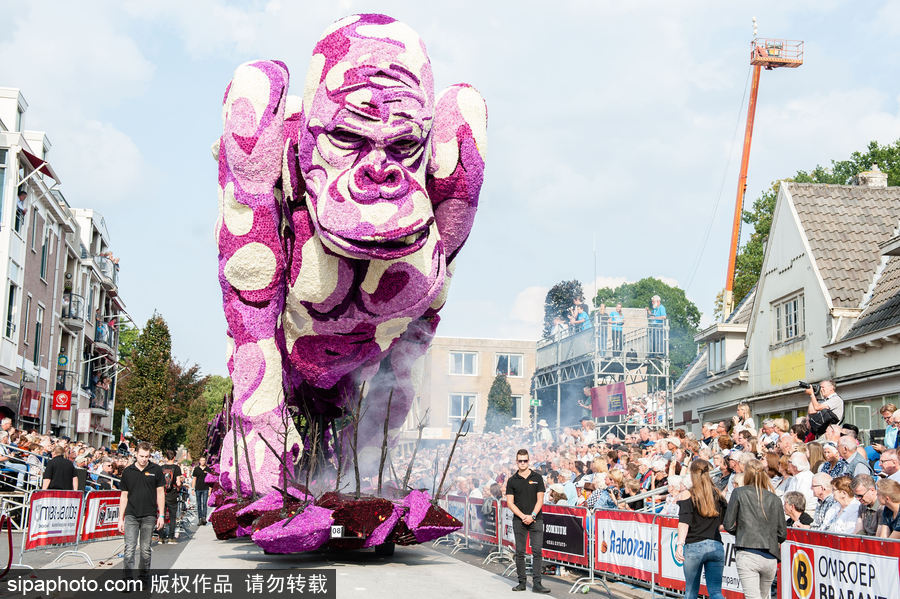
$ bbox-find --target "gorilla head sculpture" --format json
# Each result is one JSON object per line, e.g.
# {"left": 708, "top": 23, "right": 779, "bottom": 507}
{"left": 215, "top": 14, "right": 486, "bottom": 497}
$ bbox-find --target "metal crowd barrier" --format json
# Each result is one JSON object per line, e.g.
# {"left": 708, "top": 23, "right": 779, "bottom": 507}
{"left": 433, "top": 495, "right": 900, "bottom": 599}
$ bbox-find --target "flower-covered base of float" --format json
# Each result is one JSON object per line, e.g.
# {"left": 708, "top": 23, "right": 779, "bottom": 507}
{"left": 210, "top": 489, "right": 461, "bottom": 554}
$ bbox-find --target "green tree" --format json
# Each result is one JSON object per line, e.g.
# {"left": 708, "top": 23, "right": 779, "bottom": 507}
{"left": 592, "top": 277, "right": 700, "bottom": 381}
{"left": 185, "top": 375, "right": 232, "bottom": 458}
{"left": 160, "top": 361, "right": 207, "bottom": 451}
{"left": 112, "top": 323, "right": 141, "bottom": 443}
{"left": 484, "top": 374, "right": 513, "bottom": 433}
{"left": 117, "top": 313, "right": 174, "bottom": 448}
{"left": 543, "top": 279, "right": 584, "bottom": 338}
{"left": 732, "top": 139, "right": 900, "bottom": 306}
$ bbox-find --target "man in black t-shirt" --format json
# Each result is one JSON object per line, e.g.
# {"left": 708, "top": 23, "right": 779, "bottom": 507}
{"left": 505, "top": 448, "right": 550, "bottom": 594}
{"left": 117, "top": 442, "right": 165, "bottom": 581}
{"left": 42, "top": 446, "right": 77, "bottom": 491}
{"left": 192, "top": 456, "right": 212, "bottom": 525}
{"left": 160, "top": 450, "right": 183, "bottom": 543}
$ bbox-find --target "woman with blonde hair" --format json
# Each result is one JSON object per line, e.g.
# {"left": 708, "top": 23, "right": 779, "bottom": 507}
{"left": 806, "top": 442, "right": 824, "bottom": 474}
{"left": 724, "top": 460, "right": 786, "bottom": 599}
{"left": 732, "top": 403, "right": 757, "bottom": 436}
{"left": 675, "top": 459, "right": 727, "bottom": 599}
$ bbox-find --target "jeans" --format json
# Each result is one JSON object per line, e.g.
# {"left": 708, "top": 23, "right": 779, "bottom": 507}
{"left": 123, "top": 514, "right": 155, "bottom": 579}
{"left": 162, "top": 498, "right": 179, "bottom": 539}
{"left": 196, "top": 489, "right": 209, "bottom": 521}
{"left": 682, "top": 539, "right": 725, "bottom": 599}
{"left": 513, "top": 517, "right": 543, "bottom": 584}
{"left": 2, "top": 463, "right": 27, "bottom": 488}
{"left": 735, "top": 550, "right": 778, "bottom": 599}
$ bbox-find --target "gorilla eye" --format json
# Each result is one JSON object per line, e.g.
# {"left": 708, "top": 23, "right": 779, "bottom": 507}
{"left": 388, "top": 138, "right": 421, "bottom": 156}
{"left": 328, "top": 129, "right": 366, "bottom": 149}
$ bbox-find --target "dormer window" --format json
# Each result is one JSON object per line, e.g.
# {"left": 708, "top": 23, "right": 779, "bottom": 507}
{"left": 773, "top": 292, "right": 805, "bottom": 344}
{"left": 708, "top": 339, "right": 726, "bottom": 373}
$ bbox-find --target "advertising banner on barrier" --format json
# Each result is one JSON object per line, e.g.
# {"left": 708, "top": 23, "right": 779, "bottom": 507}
{"left": 25, "top": 490, "right": 83, "bottom": 550}
{"left": 593, "top": 510, "right": 658, "bottom": 581}
{"left": 781, "top": 529, "right": 900, "bottom": 599}
{"left": 525, "top": 505, "right": 589, "bottom": 567}
{"left": 657, "top": 517, "right": 744, "bottom": 599}
{"left": 81, "top": 491, "right": 123, "bottom": 542}
{"left": 466, "top": 498, "right": 499, "bottom": 545}
{"left": 499, "top": 501, "right": 516, "bottom": 548}
{"left": 445, "top": 495, "right": 467, "bottom": 525}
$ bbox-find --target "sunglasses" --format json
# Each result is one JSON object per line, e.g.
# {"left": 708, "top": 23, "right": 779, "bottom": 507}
{"left": 517, "top": 459, "right": 529, "bottom": 463}
{"left": 855, "top": 493, "right": 868, "bottom": 499}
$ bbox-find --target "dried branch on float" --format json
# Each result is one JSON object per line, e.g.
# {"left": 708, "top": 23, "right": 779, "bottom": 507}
{"left": 435, "top": 403, "right": 472, "bottom": 501}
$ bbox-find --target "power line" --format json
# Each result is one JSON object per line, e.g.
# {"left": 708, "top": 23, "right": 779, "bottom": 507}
{"left": 685, "top": 65, "right": 753, "bottom": 293}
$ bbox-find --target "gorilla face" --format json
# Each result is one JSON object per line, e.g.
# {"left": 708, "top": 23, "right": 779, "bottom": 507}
{"left": 306, "top": 66, "right": 435, "bottom": 260}
{"left": 297, "top": 15, "right": 438, "bottom": 262}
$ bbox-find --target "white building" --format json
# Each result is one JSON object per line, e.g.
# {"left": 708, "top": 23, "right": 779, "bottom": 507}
{"left": 0, "top": 87, "right": 126, "bottom": 447}
{"left": 676, "top": 170, "right": 900, "bottom": 441}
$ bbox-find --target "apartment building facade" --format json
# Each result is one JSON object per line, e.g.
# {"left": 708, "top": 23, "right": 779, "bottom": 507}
{"left": 0, "top": 87, "right": 125, "bottom": 448}
{"left": 403, "top": 336, "right": 537, "bottom": 441}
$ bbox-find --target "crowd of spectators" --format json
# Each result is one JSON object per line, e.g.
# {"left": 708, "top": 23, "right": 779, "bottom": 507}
{"left": 0, "top": 417, "right": 196, "bottom": 495}
{"left": 407, "top": 392, "right": 900, "bottom": 542}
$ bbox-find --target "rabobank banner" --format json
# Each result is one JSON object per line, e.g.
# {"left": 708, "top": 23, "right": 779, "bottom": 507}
{"left": 657, "top": 517, "right": 744, "bottom": 599}
{"left": 593, "top": 510, "right": 658, "bottom": 581}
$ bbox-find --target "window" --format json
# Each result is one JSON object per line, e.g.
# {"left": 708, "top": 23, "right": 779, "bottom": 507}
{"left": 511, "top": 395, "right": 522, "bottom": 425}
{"left": 708, "top": 340, "right": 726, "bottom": 373}
{"left": 22, "top": 295, "right": 30, "bottom": 341}
{"left": 4, "top": 282, "right": 17, "bottom": 338}
{"left": 30, "top": 210, "right": 38, "bottom": 250}
{"left": 39, "top": 228, "right": 48, "bottom": 280}
{"left": 0, "top": 149, "right": 6, "bottom": 217}
{"left": 773, "top": 292, "right": 805, "bottom": 344}
{"left": 449, "top": 393, "right": 476, "bottom": 428}
{"left": 496, "top": 353, "right": 524, "bottom": 377}
{"left": 449, "top": 351, "right": 477, "bottom": 375}
{"left": 13, "top": 194, "right": 25, "bottom": 235}
{"left": 33, "top": 307, "right": 43, "bottom": 364}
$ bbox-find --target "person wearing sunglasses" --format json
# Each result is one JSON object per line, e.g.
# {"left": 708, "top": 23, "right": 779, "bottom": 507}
{"left": 505, "top": 449, "right": 550, "bottom": 594}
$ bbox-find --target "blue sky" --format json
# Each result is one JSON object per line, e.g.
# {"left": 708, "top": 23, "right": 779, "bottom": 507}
{"left": 2, "top": 1, "right": 900, "bottom": 376}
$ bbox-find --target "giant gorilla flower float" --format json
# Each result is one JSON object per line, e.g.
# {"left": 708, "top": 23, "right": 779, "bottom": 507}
{"left": 209, "top": 14, "right": 486, "bottom": 552}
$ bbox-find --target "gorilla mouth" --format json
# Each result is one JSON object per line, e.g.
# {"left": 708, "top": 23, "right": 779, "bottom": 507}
{"left": 324, "top": 226, "right": 430, "bottom": 260}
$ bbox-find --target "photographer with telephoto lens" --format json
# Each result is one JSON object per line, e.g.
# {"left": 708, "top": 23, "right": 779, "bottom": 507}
{"left": 802, "top": 380, "right": 843, "bottom": 437}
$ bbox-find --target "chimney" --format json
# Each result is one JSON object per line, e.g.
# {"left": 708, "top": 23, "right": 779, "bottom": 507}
{"left": 855, "top": 164, "right": 888, "bottom": 188}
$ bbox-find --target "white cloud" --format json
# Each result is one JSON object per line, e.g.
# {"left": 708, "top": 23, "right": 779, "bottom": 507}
{"left": 510, "top": 286, "right": 548, "bottom": 323}
{"left": 52, "top": 120, "right": 149, "bottom": 205}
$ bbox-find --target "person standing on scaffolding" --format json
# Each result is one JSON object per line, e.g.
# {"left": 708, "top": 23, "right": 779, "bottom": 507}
{"left": 647, "top": 295, "right": 667, "bottom": 356}
{"left": 608, "top": 302, "right": 624, "bottom": 355}
{"left": 506, "top": 448, "right": 551, "bottom": 594}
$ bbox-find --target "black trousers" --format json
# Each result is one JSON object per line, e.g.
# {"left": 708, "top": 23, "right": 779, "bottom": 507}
{"left": 513, "top": 517, "right": 543, "bottom": 584}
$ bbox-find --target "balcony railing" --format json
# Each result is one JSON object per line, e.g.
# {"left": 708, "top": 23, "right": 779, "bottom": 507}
{"left": 93, "top": 255, "right": 118, "bottom": 288}
{"left": 536, "top": 312, "right": 669, "bottom": 371}
{"left": 90, "top": 386, "right": 109, "bottom": 411}
{"left": 55, "top": 369, "right": 79, "bottom": 391}
{"left": 61, "top": 292, "right": 85, "bottom": 321}
{"left": 94, "top": 322, "right": 114, "bottom": 349}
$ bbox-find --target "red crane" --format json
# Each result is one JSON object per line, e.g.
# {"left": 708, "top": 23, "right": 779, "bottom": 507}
{"left": 723, "top": 21, "right": 803, "bottom": 316}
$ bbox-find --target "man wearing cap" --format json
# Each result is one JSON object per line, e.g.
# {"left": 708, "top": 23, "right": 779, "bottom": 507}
{"left": 506, "top": 448, "right": 550, "bottom": 593}
{"left": 536, "top": 419, "right": 553, "bottom": 443}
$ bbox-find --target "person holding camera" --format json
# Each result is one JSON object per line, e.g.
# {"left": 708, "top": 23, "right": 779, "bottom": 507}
{"left": 804, "top": 380, "right": 843, "bottom": 437}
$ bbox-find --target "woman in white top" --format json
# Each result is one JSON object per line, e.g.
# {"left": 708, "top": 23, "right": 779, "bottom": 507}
{"left": 732, "top": 403, "right": 757, "bottom": 437}
{"left": 821, "top": 475, "right": 860, "bottom": 534}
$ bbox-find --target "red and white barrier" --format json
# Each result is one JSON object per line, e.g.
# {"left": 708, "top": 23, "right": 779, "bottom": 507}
{"left": 80, "top": 490, "right": 123, "bottom": 542}
{"left": 23, "top": 491, "right": 83, "bottom": 550}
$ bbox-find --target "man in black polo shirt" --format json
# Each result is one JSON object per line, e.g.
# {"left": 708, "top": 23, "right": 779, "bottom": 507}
{"left": 506, "top": 448, "right": 550, "bottom": 593}
{"left": 42, "top": 446, "right": 77, "bottom": 490}
{"left": 192, "top": 456, "right": 212, "bottom": 525}
{"left": 117, "top": 442, "right": 165, "bottom": 581}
